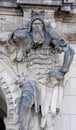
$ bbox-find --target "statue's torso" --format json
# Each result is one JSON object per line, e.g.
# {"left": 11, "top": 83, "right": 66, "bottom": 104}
{"left": 24, "top": 45, "right": 62, "bottom": 88}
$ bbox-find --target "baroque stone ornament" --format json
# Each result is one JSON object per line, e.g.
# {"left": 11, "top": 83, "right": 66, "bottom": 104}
{"left": 5, "top": 11, "right": 74, "bottom": 130}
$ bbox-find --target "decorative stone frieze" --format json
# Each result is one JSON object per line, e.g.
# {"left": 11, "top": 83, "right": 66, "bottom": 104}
{"left": 0, "top": 59, "right": 20, "bottom": 130}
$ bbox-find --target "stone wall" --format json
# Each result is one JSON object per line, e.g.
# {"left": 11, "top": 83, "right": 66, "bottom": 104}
{"left": 0, "top": 6, "right": 76, "bottom": 42}
{"left": 55, "top": 11, "right": 76, "bottom": 44}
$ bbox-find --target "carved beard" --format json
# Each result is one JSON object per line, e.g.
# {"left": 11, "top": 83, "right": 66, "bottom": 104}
{"left": 32, "top": 29, "right": 45, "bottom": 45}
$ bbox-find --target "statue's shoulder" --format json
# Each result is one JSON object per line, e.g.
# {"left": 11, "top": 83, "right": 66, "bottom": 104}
{"left": 46, "top": 27, "right": 61, "bottom": 39}
{"left": 46, "top": 27, "right": 67, "bottom": 49}
{"left": 13, "top": 27, "right": 29, "bottom": 39}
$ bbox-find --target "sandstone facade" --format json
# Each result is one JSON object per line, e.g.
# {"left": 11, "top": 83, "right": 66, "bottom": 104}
{"left": 0, "top": 1, "right": 76, "bottom": 130}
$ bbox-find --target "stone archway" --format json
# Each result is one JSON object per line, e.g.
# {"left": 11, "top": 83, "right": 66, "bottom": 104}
{"left": 0, "top": 86, "right": 7, "bottom": 130}
{"left": 0, "top": 59, "right": 20, "bottom": 130}
{"left": 0, "top": 118, "right": 6, "bottom": 130}
{"left": 0, "top": 87, "right": 7, "bottom": 117}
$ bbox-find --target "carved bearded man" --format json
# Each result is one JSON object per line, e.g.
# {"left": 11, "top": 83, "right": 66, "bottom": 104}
{"left": 5, "top": 12, "right": 74, "bottom": 130}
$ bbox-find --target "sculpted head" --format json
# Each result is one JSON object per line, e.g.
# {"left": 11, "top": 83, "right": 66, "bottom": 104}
{"left": 31, "top": 19, "right": 45, "bottom": 45}
{"left": 32, "top": 19, "right": 44, "bottom": 32}
{"left": 28, "top": 11, "right": 46, "bottom": 46}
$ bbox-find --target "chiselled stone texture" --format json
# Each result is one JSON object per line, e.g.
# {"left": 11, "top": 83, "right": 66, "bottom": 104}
{"left": 0, "top": 8, "right": 23, "bottom": 42}
{"left": 64, "top": 0, "right": 76, "bottom": 3}
{"left": 0, "top": 58, "right": 21, "bottom": 130}
{"left": 0, "top": 0, "right": 17, "bottom": 7}
{"left": 17, "top": 0, "right": 62, "bottom": 6}
{"left": 55, "top": 11, "right": 76, "bottom": 43}
{"left": 15, "top": 48, "right": 63, "bottom": 92}
{"left": 0, "top": 3, "right": 76, "bottom": 130}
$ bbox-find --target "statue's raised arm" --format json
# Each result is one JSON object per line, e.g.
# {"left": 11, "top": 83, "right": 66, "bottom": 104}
{"left": 48, "top": 28, "right": 75, "bottom": 80}
{"left": 5, "top": 28, "right": 32, "bottom": 62}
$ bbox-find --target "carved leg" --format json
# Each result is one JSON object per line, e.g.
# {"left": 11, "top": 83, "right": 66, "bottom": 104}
{"left": 45, "top": 109, "right": 55, "bottom": 130}
{"left": 41, "top": 87, "right": 52, "bottom": 128}
{"left": 29, "top": 111, "right": 41, "bottom": 130}
{"left": 18, "top": 81, "right": 40, "bottom": 130}
{"left": 19, "top": 101, "right": 31, "bottom": 130}
{"left": 51, "top": 85, "right": 58, "bottom": 116}
{"left": 58, "top": 84, "right": 63, "bottom": 112}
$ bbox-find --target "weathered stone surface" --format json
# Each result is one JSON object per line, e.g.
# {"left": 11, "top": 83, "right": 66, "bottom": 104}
{"left": 0, "top": 2, "right": 76, "bottom": 130}
{"left": 64, "top": 0, "right": 76, "bottom": 3}
{"left": 0, "top": 0, "right": 17, "bottom": 7}
{"left": 17, "top": 0, "right": 62, "bottom": 5}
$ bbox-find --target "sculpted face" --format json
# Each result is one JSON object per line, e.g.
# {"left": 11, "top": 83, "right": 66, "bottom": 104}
{"left": 32, "top": 19, "right": 43, "bottom": 32}
{"left": 32, "top": 19, "right": 45, "bottom": 44}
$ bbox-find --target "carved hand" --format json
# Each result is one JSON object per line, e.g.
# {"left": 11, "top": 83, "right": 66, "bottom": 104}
{"left": 49, "top": 68, "right": 64, "bottom": 83}
{"left": 55, "top": 70, "right": 64, "bottom": 81}
{"left": 48, "top": 70, "right": 59, "bottom": 85}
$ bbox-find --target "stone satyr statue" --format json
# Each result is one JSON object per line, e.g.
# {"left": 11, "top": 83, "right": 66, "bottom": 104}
{"left": 5, "top": 11, "right": 74, "bottom": 130}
